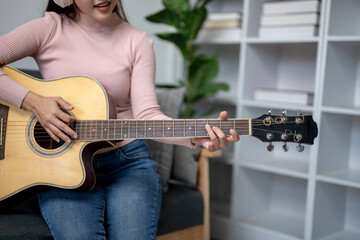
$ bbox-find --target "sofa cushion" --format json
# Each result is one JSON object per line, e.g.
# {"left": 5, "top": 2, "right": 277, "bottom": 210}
{"left": 171, "top": 145, "right": 200, "bottom": 186}
{"left": 0, "top": 197, "right": 52, "bottom": 240}
{"left": 0, "top": 183, "right": 204, "bottom": 239}
{"left": 157, "top": 183, "right": 204, "bottom": 235}
{"left": 146, "top": 87, "right": 185, "bottom": 192}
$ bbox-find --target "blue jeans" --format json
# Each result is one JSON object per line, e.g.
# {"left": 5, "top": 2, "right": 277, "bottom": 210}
{"left": 38, "top": 140, "right": 162, "bottom": 240}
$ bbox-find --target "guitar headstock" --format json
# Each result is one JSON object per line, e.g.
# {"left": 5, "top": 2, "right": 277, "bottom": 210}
{"left": 251, "top": 110, "right": 318, "bottom": 152}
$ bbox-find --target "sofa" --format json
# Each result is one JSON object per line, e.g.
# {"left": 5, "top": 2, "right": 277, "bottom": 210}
{"left": 0, "top": 69, "right": 210, "bottom": 240}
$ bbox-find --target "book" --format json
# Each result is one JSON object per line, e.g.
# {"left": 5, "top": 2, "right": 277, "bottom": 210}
{"left": 262, "top": 0, "right": 321, "bottom": 15}
{"left": 207, "top": 12, "right": 242, "bottom": 22}
{"left": 197, "top": 28, "right": 242, "bottom": 43}
{"left": 259, "top": 25, "right": 318, "bottom": 38}
{"left": 254, "top": 88, "right": 314, "bottom": 105}
{"left": 260, "top": 13, "right": 319, "bottom": 26}
{"left": 204, "top": 20, "right": 242, "bottom": 29}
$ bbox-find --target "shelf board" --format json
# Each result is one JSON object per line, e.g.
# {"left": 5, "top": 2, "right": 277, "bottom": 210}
{"left": 327, "top": 36, "right": 360, "bottom": 42}
{"left": 242, "top": 99, "right": 314, "bottom": 112}
{"left": 211, "top": 214, "right": 303, "bottom": 240}
{"left": 322, "top": 105, "right": 360, "bottom": 116}
{"left": 318, "top": 230, "right": 360, "bottom": 240}
{"left": 240, "top": 211, "right": 304, "bottom": 239}
{"left": 317, "top": 169, "right": 360, "bottom": 189}
{"left": 239, "top": 158, "right": 309, "bottom": 179}
{"left": 246, "top": 37, "right": 319, "bottom": 44}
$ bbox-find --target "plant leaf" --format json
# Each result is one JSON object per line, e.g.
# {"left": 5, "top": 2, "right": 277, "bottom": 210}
{"left": 195, "top": 0, "right": 212, "bottom": 8}
{"left": 187, "top": 7, "right": 208, "bottom": 39}
{"left": 162, "top": 0, "right": 190, "bottom": 18}
{"left": 156, "top": 33, "right": 191, "bottom": 59}
{"left": 146, "top": 9, "right": 183, "bottom": 30}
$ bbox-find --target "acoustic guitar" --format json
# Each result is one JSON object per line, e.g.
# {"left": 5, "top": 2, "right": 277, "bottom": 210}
{"left": 0, "top": 66, "right": 318, "bottom": 206}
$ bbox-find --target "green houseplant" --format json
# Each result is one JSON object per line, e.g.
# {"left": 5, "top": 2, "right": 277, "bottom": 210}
{"left": 146, "top": 0, "right": 229, "bottom": 118}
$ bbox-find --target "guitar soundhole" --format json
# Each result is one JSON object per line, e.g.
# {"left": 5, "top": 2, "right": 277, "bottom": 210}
{"left": 34, "top": 121, "right": 65, "bottom": 150}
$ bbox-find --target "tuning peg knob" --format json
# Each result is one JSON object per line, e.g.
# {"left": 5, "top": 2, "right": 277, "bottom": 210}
{"left": 282, "top": 143, "right": 289, "bottom": 152}
{"left": 267, "top": 143, "right": 274, "bottom": 152}
{"left": 296, "top": 143, "right": 305, "bottom": 152}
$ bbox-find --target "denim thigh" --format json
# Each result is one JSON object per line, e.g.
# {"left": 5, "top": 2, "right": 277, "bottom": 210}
{"left": 38, "top": 140, "right": 162, "bottom": 240}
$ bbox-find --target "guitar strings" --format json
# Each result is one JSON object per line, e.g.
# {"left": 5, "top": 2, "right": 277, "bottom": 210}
{"left": 3, "top": 121, "right": 297, "bottom": 135}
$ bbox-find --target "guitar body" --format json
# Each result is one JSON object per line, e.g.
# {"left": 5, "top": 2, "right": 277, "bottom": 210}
{"left": 0, "top": 66, "right": 111, "bottom": 203}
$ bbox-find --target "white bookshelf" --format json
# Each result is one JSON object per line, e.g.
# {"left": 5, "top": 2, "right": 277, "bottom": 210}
{"left": 192, "top": 0, "right": 360, "bottom": 239}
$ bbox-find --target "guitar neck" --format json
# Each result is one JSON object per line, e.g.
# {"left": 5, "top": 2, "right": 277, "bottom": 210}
{"left": 72, "top": 119, "right": 251, "bottom": 141}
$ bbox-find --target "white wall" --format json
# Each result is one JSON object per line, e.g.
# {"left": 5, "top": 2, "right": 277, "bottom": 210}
{"left": 0, "top": 1, "right": 48, "bottom": 69}
{"left": 0, "top": 0, "right": 178, "bottom": 84}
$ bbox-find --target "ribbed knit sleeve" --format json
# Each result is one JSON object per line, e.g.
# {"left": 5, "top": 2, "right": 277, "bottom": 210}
{"left": 130, "top": 34, "right": 193, "bottom": 148}
{"left": 0, "top": 12, "right": 58, "bottom": 107}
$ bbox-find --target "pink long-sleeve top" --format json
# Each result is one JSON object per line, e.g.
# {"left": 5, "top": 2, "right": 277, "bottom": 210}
{"left": 0, "top": 11, "right": 192, "bottom": 148}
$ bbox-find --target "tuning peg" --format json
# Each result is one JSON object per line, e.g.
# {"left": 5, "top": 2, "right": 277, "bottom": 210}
{"left": 281, "top": 109, "right": 288, "bottom": 122}
{"left": 282, "top": 142, "right": 289, "bottom": 152}
{"left": 267, "top": 142, "right": 274, "bottom": 152}
{"left": 296, "top": 143, "right": 305, "bottom": 152}
{"left": 296, "top": 110, "right": 304, "bottom": 124}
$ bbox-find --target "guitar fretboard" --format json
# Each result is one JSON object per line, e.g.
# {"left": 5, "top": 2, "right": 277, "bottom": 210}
{"left": 72, "top": 119, "right": 251, "bottom": 141}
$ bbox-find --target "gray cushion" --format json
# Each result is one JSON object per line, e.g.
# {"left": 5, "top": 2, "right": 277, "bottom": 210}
{"left": 157, "top": 183, "right": 204, "bottom": 235}
{"left": 171, "top": 145, "right": 200, "bottom": 186}
{"left": 147, "top": 87, "right": 185, "bottom": 192}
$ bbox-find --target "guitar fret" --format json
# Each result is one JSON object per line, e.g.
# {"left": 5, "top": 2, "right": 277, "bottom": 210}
{"left": 106, "top": 120, "right": 109, "bottom": 140}
{"left": 194, "top": 120, "right": 197, "bottom": 137}
{"left": 163, "top": 120, "right": 165, "bottom": 138}
{"left": 183, "top": 120, "right": 185, "bottom": 137}
{"left": 128, "top": 121, "right": 130, "bottom": 139}
{"left": 113, "top": 121, "right": 116, "bottom": 140}
{"left": 120, "top": 121, "right": 124, "bottom": 139}
{"left": 95, "top": 121, "right": 98, "bottom": 140}
{"left": 100, "top": 120, "right": 103, "bottom": 140}
{"left": 207, "top": 120, "right": 209, "bottom": 137}
{"left": 136, "top": 121, "right": 138, "bottom": 139}
{"left": 0, "top": 118, "right": 3, "bottom": 146}
{"left": 83, "top": 121, "right": 87, "bottom": 140}
{"left": 89, "top": 121, "right": 93, "bottom": 140}
{"left": 144, "top": 120, "right": 147, "bottom": 138}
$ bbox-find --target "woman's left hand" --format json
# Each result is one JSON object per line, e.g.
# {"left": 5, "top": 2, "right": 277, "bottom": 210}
{"left": 190, "top": 111, "right": 240, "bottom": 152}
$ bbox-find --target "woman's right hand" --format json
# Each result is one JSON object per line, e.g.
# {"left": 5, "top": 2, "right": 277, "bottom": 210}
{"left": 21, "top": 92, "right": 77, "bottom": 143}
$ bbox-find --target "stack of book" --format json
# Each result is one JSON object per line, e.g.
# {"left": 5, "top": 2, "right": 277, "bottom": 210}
{"left": 258, "top": 0, "right": 321, "bottom": 38}
{"left": 203, "top": 12, "right": 242, "bottom": 29}
{"left": 198, "top": 12, "right": 242, "bottom": 43}
{"left": 254, "top": 88, "right": 314, "bottom": 105}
